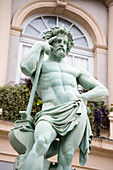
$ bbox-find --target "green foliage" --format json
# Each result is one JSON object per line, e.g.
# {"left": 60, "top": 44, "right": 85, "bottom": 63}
{"left": 88, "top": 101, "right": 109, "bottom": 136}
{"left": 0, "top": 84, "right": 41, "bottom": 121}
{"left": 110, "top": 107, "right": 113, "bottom": 112}
{"left": 37, "top": 99, "right": 43, "bottom": 106}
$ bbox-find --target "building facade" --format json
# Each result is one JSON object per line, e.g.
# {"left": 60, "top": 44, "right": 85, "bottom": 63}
{"left": 0, "top": 0, "right": 113, "bottom": 170}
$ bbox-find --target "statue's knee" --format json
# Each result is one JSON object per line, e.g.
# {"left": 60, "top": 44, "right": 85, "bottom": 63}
{"left": 35, "top": 136, "right": 47, "bottom": 154}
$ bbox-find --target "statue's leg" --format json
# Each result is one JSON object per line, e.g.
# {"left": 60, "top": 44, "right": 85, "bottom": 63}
{"left": 57, "top": 113, "right": 87, "bottom": 170}
{"left": 24, "top": 121, "right": 57, "bottom": 170}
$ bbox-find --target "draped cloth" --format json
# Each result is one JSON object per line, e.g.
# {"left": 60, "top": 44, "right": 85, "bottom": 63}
{"left": 35, "top": 99, "right": 93, "bottom": 166}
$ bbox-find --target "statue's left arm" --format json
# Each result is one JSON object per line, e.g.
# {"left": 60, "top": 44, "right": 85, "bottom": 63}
{"left": 77, "top": 68, "right": 109, "bottom": 101}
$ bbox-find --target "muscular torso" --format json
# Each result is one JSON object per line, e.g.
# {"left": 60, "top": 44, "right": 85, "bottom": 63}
{"left": 37, "top": 61, "right": 81, "bottom": 110}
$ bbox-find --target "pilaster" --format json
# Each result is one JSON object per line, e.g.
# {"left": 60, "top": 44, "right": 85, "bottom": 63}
{"left": 108, "top": 112, "right": 113, "bottom": 139}
{"left": 0, "top": 0, "right": 12, "bottom": 86}
{"left": 105, "top": 0, "right": 113, "bottom": 107}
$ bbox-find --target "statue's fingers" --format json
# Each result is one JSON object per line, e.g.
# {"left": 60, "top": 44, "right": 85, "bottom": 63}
{"left": 50, "top": 45, "right": 54, "bottom": 50}
{"left": 48, "top": 36, "right": 57, "bottom": 44}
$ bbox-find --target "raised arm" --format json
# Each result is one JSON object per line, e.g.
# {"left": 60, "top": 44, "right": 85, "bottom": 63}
{"left": 20, "top": 36, "right": 56, "bottom": 76}
{"left": 21, "top": 42, "right": 43, "bottom": 76}
{"left": 77, "top": 68, "right": 109, "bottom": 101}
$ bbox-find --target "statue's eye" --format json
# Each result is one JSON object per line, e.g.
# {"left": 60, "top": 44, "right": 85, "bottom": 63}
{"left": 57, "top": 39, "right": 61, "bottom": 43}
{"left": 54, "top": 39, "right": 61, "bottom": 43}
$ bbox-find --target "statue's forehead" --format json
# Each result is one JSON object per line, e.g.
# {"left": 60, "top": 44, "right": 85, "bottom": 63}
{"left": 56, "top": 33, "right": 68, "bottom": 40}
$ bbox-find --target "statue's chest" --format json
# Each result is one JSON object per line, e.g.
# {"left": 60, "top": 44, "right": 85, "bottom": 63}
{"left": 41, "top": 61, "right": 76, "bottom": 77}
{"left": 42, "top": 62, "right": 60, "bottom": 73}
{"left": 38, "top": 61, "right": 79, "bottom": 89}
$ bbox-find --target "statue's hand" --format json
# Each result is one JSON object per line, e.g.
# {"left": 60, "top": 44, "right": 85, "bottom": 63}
{"left": 40, "top": 36, "right": 57, "bottom": 55}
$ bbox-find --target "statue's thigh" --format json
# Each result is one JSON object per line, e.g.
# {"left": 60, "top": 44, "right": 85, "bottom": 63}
{"left": 60, "top": 113, "right": 87, "bottom": 155}
{"left": 34, "top": 121, "right": 57, "bottom": 143}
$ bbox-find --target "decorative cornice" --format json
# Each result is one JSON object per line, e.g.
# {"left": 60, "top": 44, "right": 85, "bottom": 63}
{"left": 54, "top": 0, "right": 68, "bottom": 14}
{"left": 93, "top": 43, "right": 108, "bottom": 54}
{"left": 105, "top": 0, "right": 113, "bottom": 8}
{"left": 10, "top": 25, "right": 23, "bottom": 36}
{"left": 56, "top": 0, "right": 68, "bottom": 7}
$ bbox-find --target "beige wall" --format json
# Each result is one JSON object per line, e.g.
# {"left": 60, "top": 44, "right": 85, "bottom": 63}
{"left": 106, "top": 0, "right": 113, "bottom": 107}
{"left": 11, "top": 0, "right": 29, "bottom": 19}
{"left": 6, "top": 35, "right": 20, "bottom": 84}
{"left": 0, "top": 0, "right": 12, "bottom": 86}
{"left": 94, "top": 51, "right": 108, "bottom": 87}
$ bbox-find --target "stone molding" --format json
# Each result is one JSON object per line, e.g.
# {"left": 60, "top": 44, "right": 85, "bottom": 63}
{"left": 93, "top": 43, "right": 108, "bottom": 55}
{"left": 11, "top": 0, "right": 57, "bottom": 27}
{"left": 10, "top": 25, "right": 23, "bottom": 36}
{"left": 55, "top": 0, "right": 68, "bottom": 14}
{"left": 105, "top": 0, "right": 113, "bottom": 8}
{"left": 56, "top": 0, "right": 68, "bottom": 7}
{"left": 11, "top": 0, "right": 106, "bottom": 46}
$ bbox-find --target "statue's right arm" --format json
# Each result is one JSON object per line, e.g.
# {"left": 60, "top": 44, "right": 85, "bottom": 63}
{"left": 20, "top": 42, "right": 43, "bottom": 76}
{"left": 20, "top": 41, "right": 51, "bottom": 76}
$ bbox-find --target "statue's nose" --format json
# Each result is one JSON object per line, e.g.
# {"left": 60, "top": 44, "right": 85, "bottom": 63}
{"left": 60, "top": 43, "right": 64, "bottom": 47}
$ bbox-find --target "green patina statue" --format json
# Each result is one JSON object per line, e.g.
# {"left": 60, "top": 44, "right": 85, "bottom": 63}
{"left": 9, "top": 26, "right": 109, "bottom": 170}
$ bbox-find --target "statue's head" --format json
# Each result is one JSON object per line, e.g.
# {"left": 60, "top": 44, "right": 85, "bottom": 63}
{"left": 43, "top": 26, "right": 74, "bottom": 58}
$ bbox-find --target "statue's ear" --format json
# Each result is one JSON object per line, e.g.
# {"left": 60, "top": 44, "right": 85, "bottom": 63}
{"left": 66, "top": 46, "right": 69, "bottom": 54}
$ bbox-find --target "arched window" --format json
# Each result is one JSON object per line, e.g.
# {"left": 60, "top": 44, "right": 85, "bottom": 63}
{"left": 16, "top": 14, "right": 94, "bottom": 83}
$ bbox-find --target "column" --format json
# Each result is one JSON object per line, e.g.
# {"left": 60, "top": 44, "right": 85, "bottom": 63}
{"left": 0, "top": 0, "right": 12, "bottom": 86}
{"left": 93, "top": 44, "right": 108, "bottom": 88}
{"left": 105, "top": 0, "right": 113, "bottom": 107}
{"left": 108, "top": 112, "right": 113, "bottom": 139}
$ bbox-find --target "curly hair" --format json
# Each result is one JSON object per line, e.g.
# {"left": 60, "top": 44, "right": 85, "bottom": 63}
{"left": 43, "top": 26, "right": 74, "bottom": 54}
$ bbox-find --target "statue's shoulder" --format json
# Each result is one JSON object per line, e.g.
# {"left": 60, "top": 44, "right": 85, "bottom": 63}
{"left": 76, "top": 67, "right": 90, "bottom": 77}
{"left": 73, "top": 67, "right": 82, "bottom": 78}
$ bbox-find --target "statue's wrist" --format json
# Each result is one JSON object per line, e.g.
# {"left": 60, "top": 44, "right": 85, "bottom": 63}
{"left": 81, "top": 93, "right": 88, "bottom": 101}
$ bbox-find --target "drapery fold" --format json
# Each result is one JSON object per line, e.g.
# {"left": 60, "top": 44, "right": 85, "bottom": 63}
{"left": 35, "top": 99, "right": 93, "bottom": 165}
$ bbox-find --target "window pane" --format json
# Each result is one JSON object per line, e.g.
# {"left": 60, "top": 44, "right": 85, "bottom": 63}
{"left": 70, "top": 25, "right": 83, "bottom": 37}
{"left": 73, "top": 56, "right": 88, "bottom": 70}
{"left": 58, "top": 18, "right": 71, "bottom": 28}
{"left": 74, "top": 37, "right": 88, "bottom": 47}
{"left": 20, "top": 45, "right": 32, "bottom": 81}
{"left": 43, "top": 16, "right": 56, "bottom": 28}
{"left": 31, "top": 17, "right": 46, "bottom": 32}
{"left": 24, "top": 16, "right": 89, "bottom": 47}
{"left": 64, "top": 55, "right": 73, "bottom": 65}
{"left": 25, "top": 25, "right": 40, "bottom": 37}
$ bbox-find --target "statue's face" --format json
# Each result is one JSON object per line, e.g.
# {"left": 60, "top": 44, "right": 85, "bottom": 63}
{"left": 51, "top": 33, "right": 68, "bottom": 58}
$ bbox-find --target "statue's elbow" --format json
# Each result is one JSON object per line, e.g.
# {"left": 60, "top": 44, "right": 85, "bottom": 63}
{"left": 98, "top": 85, "right": 109, "bottom": 98}
{"left": 105, "top": 88, "right": 109, "bottom": 97}
{"left": 20, "top": 64, "right": 34, "bottom": 76}
{"left": 102, "top": 86, "right": 109, "bottom": 97}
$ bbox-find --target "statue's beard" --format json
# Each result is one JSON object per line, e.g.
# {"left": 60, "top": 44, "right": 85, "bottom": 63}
{"left": 52, "top": 48, "right": 66, "bottom": 58}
